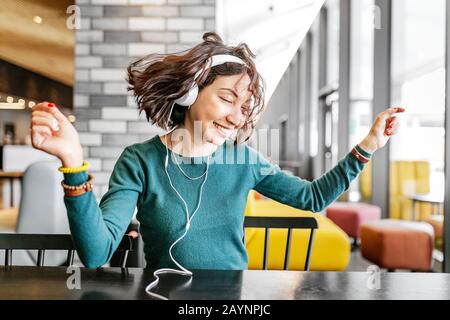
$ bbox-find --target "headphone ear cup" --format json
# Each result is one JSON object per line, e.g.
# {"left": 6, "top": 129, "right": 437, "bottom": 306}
{"left": 174, "top": 85, "right": 199, "bottom": 107}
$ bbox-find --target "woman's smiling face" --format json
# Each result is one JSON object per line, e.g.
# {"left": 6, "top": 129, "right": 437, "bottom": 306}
{"left": 186, "top": 73, "right": 252, "bottom": 146}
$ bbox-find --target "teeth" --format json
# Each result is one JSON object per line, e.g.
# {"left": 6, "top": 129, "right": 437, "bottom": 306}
{"left": 213, "top": 122, "right": 230, "bottom": 136}
{"left": 214, "top": 122, "right": 228, "bottom": 130}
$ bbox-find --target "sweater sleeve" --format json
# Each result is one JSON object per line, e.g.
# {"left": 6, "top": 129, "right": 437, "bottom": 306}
{"left": 251, "top": 146, "right": 371, "bottom": 213}
{"left": 63, "top": 146, "right": 143, "bottom": 268}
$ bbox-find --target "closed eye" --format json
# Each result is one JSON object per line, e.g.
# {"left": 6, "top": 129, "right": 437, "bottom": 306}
{"left": 220, "top": 97, "right": 233, "bottom": 104}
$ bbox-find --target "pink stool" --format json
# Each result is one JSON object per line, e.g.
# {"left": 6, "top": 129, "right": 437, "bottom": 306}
{"left": 326, "top": 202, "right": 381, "bottom": 245}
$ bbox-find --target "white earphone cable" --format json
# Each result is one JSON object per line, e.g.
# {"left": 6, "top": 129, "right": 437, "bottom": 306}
{"left": 171, "top": 150, "right": 208, "bottom": 180}
{"left": 145, "top": 132, "right": 210, "bottom": 300}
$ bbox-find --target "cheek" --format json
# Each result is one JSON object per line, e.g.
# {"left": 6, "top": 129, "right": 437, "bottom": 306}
{"left": 204, "top": 101, "right": 229, "bottom": 121}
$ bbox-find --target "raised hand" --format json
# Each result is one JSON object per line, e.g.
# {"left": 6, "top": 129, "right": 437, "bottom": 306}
{"left": 30, "top": 102, "right": 84, "bottom": 168}
{"left": 358, "top": 107, "right": 405, "bottom": 153}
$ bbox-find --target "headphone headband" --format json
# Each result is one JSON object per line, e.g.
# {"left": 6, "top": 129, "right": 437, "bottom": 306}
{"left": 210, "top": 54, "right": 247, "bottom": 68}
{"left": 174, "top": 54, "right": 247, "bottom": 107}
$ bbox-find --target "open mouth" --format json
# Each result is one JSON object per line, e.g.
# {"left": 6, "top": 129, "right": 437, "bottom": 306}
{"left": 213, "top": 121, "right": 232, "bottom": 138}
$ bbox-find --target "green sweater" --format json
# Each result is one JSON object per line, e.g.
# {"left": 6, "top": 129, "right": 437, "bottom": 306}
{"left": 63, "top": 135, "right": 370, "bottom": 269}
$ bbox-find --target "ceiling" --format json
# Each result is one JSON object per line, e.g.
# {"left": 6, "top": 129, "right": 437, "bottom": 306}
{"left": 0, "top": 0, "right": 74, "bottom": 86}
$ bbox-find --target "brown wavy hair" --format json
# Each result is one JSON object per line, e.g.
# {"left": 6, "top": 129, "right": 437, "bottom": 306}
{"left": 127, "top": 32, "right": 265, "bottom": 144}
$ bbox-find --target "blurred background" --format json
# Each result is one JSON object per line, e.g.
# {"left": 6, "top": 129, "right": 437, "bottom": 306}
{"left": 0, "top": 0, "right": 448, "bottom": 273}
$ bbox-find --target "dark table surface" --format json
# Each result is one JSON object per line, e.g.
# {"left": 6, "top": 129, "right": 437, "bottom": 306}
{"left": 1, "top": 266, "right": 450, "bottom": 300}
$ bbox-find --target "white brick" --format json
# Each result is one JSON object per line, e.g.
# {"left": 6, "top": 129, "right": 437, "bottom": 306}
{"left": 92, "top": 44, "right": 127, "bottom": 56}
{"left": 131, "top": 0, "right": 167, "bottom": 4}
{"left": 92, "top": 0, "right": 127, "bottom": 4}
{"left": 141, "top": 31, "right": 178, "bottom": 43}
{"left": 180, "top": 5, "right": 214, "bottom": 17}
{"left": 142, "top": 6, "right": 178, "bottom": 17}
{"left": 79, "top": 133, "right": 102, "bottom": 146}
{"left": 127, "top": 95, "right": 138, "bottom": 108}
{"left": 179, "top": 31, "right": 204, "bottom": 43}
{"left": 102, "top": 107, "right": 140, "bottom": 120}
{"left": 128, "top": 121, "right": 164, "bottom": 134}
{"left": 128, "top": 43, "right": 165, "bottom": 56}
{"left": 74, "top": 94, "right": 89, "bottom": 108}
{"left": 92, "top": 18, "right": 128, "bottom": 30}
{"left": 90, "top": 148, "right": 125, "bottom": 159}
{"left": 89, "top": 172, "right": 111, "bottom": 184}
{"left": 89, "top": 120, "right": 127, "bottom": 133}
{"left": 75, "top": 70, "right": 90, "bottom": 82}
{"left": 76, "top": 30, "right": 103, "bottom": 42}
{"left": 81, "top": 146, "right": 89, "bottom": 157}
{"left": 168, "top": 0, "right": 202, "bottom": 4}
{"left": 205, "top": 19, "right": 216, "bottom": 31}
{"left": 167, "top": 43, "right": 193, "bottom": 53}
{"left": 90, "top": 69, "right": 125, "bottom": 81}
{"left": 103, "top": 159, "right": 118, "bottom": 171}
{"left": 76, "top": 44, "right": 90, "bottom": 55}
{"left": 80, "top": 18, "right": 90, "bottom": 30}
{"left": 85, "top": 158, "right": 102, "bottom": 171}
{"left": 128, "top": 18, "right": 165, "bottom": 31}
{"left": 205, "top": 18, "right": 215, "bottom": 30}
{"left": 103, "top": 82, "right": 128, "bottom": 95}
{"left": 167, "top": 18, "right": 203, "bottom": 30}
{"left": 76, "top": 56, "right": 103, "bottom": 68}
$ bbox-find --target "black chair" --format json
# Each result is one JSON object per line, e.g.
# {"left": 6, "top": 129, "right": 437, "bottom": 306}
{"left": 0, "top": 233, "right": 135, "bottom": 268}
{"left": 243, "top": 216, "right": 318, "bottom": 271}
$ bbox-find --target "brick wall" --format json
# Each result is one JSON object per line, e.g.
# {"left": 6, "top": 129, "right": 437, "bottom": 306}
{"left": 74, "top": 0, "right": 216, "bottom": 200}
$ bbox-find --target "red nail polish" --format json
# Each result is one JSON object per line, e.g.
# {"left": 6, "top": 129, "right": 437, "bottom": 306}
{"left": 48, "top": 103, "right": 55, "bottom": 107}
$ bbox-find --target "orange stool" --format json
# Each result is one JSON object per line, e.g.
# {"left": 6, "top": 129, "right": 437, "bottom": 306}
{"left": 360, "top": 220, "right": 434, "bottom": 271}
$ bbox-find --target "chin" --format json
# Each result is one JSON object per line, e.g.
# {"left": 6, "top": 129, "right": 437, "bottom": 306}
{"left": 204, "top": 124, "right": 232, "bottom": 146}
{"left": 205, "top": 133, "right": 228, "bottom": 146}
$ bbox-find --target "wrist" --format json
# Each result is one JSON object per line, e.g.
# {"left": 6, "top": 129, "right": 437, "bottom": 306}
{"left": 358, "top": 136, "right": 378, "bottom": 154}
{"left": 60, "top": 148, "right": 84, "bottom": 168}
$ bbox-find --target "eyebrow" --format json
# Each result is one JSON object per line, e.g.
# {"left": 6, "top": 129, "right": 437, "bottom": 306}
{"left": 219, "top": 88, "right": 239, "bottom": 97}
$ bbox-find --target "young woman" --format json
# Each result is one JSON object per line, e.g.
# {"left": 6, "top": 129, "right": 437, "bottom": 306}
{"left": 30, "top": 32, "right": 403, "bottom": 272}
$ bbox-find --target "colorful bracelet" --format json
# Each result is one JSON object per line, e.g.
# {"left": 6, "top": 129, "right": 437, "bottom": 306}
{"left": 58, "top": 161, "right": 90, "bottom": 173}
{"left": 351, "top": 146, "right": 371, "bottom": 164}
{"left": 61, "top": 173, "right": 94, "bottom": 197}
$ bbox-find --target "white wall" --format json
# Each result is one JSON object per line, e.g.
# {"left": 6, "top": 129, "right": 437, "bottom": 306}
{"left": 216, "top": 0, "right": 324, "bottom": 102}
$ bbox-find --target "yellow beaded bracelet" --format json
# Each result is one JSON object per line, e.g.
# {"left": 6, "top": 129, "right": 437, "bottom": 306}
{"left": 58, "top": 161, "right": 90, "bottom": 173}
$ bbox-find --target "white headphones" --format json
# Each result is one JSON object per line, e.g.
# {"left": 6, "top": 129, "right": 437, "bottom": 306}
{"left": 146, "top": 54, "right": 247, "bottom": 300}
{"left": 173, "top": 54, "right": 247, "bottom": 107}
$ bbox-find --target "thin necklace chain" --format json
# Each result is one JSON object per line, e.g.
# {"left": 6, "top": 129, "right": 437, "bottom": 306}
{"left": 166, "top": 135, "right": 210, "bottom": 180}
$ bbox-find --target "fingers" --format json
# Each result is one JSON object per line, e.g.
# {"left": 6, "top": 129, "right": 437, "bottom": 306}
{"left": 32, "top": 125, "right": 52, "bottom": 137}
{"left": 31, "top": 101, "right": 69, "bottom": 124}
{"left": 384, "top": 107, "right": 405, "bottom": 117}
{"left": 385, "top": 121, "right": 400, "bottom": 136}
{"left": 31, "top": 114, "right": 60, "bottom": 132}
{"left": 31, "top": 125, "right": 52, "bottom": 148}
{"left": 376, "top": 106, "right": 404, "bottom": 123}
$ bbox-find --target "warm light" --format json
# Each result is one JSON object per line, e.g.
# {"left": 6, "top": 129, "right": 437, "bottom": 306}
{"left": 28, "top": 101, "right": 36, "bottom": 108}
{"left": 6, "top": 96, "right": 14, "bottom": 103}
{"left": 68, "top": 115, "right": 76, "bottom": 123}
{"left": 0, "top": 103, "right": 25, "bottom": 110}
{"left": 18, "top": 99, "right": 25, "bottom": 105}
{"left": 33, "top": 16, "right": 42, "bottom": 24}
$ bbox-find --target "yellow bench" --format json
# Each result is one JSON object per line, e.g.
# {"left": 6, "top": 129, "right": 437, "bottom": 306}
{"left": 244, "top": 191, "right": 350, "bottom": 271}
{"left": 359, "top": 161, "right": 432, "bottom": 220}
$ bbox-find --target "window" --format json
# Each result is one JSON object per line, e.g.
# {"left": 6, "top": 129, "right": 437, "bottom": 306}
{"left": 348, "top": 0, "right": 375, "bottom": 202}
{"left": 390, "top": 0, "right": 446, "bottom": 219}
